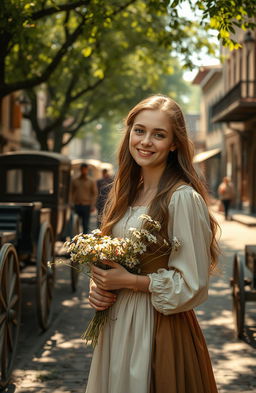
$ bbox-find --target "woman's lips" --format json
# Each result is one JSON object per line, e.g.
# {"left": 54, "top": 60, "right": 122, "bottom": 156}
{"left": 137, "top": 149, "right": 154, "bottom": 157}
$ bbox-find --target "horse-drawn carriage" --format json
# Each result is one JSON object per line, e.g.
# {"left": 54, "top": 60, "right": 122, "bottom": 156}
{"left": 0, "top": 151, "right": 80, "bottom": 388}
{"left": 231, "top": 245, "right": 256, "bottom": 338}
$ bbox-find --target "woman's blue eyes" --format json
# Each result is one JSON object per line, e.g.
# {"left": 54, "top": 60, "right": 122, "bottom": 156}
{"left": 133, "top": 128, "right": 165, "bottom": 139}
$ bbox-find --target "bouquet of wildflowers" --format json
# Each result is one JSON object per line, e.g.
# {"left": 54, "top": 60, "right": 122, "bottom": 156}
{"left": 64, "top": 214, "right": 181, "bottom": 346}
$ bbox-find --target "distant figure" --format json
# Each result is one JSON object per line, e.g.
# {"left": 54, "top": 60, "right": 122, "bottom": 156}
{"left": 218, "top": 176, "right": 234, "bottom": 220}
{"left": 96, "top": 169, "right": 113, "bottom": 228}
{"left": 71, "top": 163, "right": 97, "bottom": 233}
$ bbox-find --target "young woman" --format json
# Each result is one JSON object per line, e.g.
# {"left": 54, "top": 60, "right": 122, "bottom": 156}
{"left": 86, "top": 95, "right": 219, "bottom": 393}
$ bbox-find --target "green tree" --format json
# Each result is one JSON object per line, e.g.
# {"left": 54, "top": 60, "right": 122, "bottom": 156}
{"left": 2, "top": 0, "right": 255, "bottom": 98}
{"left": 78, "top": 60, "right": 193, "bottom": 163}
{"left": 21, "top": 4, "right": 192, "bottom": 151}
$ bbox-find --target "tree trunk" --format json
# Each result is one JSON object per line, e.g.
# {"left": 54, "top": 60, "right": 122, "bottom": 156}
{"left": 52, "top": 130, "right": 64, "bottom": 153}
{"left": 38, "top": 134, "right": 49, "bottom": 151}
{"left": 0, "top": 32, "right": 11, "bottom": 90}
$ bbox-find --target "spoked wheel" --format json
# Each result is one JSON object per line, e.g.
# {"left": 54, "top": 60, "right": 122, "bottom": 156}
{"left": 70, "top": 213, "right": 80, "bottom": 292}
{"left": 0, "top": 244, "right": 21, "bottom": 388}
{"left": 36, "top": 222, "right": 55, "bottom": 331}
{"left": 231, "top": 253, "right": 245, "bottom": 338}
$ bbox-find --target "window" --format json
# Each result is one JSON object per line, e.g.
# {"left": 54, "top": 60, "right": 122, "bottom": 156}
{"left": 6, "top": 169, "right": 23, "bottom": 193}
{"left": 208, "top": 103, "right": 221, "bottom": 133}
{"left": 35, "top": 171, "right": 54, "bottom": 194}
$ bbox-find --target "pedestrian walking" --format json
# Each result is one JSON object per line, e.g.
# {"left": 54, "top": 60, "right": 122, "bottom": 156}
{"left": 71, "top": 163, "right": 97, "bottom": 233}
{"left": 86, "top": 95, "right": 219, "bottom": 393}
{"left": 218, "top": 176, "right": 234, "bottom": 220}
{"left": 96, "top": 168, "right": 113, "bottom": 228}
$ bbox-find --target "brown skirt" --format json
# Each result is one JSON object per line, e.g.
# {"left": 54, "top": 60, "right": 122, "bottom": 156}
{"left": 150, "top": 310, "right": 218, "bottom": 393}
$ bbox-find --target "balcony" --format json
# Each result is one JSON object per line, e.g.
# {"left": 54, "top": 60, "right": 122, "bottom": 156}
{"left": 212, "top": 81, "right": 256, "bottom": 123}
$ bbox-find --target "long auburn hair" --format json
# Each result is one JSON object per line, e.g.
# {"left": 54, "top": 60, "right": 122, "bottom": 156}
{"left": 101, "top": 94, "right": 219, "bottom": 271}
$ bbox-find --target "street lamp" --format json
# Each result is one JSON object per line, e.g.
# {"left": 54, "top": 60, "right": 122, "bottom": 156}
{"left": 243, "top": 31, "right": 256, "bottom": 97}
{"left": 243, "top": 31, "right": 255, "bottom": 52}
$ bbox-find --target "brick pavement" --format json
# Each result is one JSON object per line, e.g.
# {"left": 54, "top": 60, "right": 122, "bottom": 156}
{"left": 197, "top": 212, "right": 256, "bottom": 393}
{"left": 2, "top": 211, "right": 256, "bottom": 393}
{"left": 7, "top": 270, "right": 93, "bottom": 393}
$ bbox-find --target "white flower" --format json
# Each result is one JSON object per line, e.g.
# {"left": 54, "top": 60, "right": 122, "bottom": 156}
{"left": 91, "top": 229, "right": 102, "bottom": 234}
{"left": 138, "top": 214, "right": 153, "bottom": 222}
{"left": 138, "top": 214, "right": 161, "bottom": 231}
{"left": 140, "top": 229, "right": 157, "bottom": 243}
{"left": 133, "top": 241, "right": 147, "bottom": 254}
{"left": 64, "top": 214, "right": 180, "bottom": 278}
{"left": 129, "top": 228, "right": 142, "bottom": 239}
{"left": 172, "top": 237, "right": 181, "bottom": 251}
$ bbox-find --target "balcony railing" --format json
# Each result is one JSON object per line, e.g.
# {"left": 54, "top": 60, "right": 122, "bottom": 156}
{"left": 212, "top": 80, "right": 256, "bottom": 122}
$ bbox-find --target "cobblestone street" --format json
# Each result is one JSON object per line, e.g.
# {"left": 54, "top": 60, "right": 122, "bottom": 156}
{"left": 2, "top": 2, "right": 256, "bottom": 393}
{"left": 2, "top": 210, "right": 256, "bottom": 393}
{"left": 197, "top": 211, "right": 256, "bottom": 392}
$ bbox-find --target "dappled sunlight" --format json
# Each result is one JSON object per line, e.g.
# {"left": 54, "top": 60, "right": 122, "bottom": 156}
{"left": 55, "top": 341, "right": 75, "bottom": 349}
{"left": 61, "top": 298, "right": 79, "bottom": 307}
{"left": 211, "top": 279, "right": 229, "bottom": 288}
{"left": 10, "top": 263, "right": 90, "bottom": 392}
{"left": 195, "top": 309, "right": 205, "bottom": 316}
{"left": 80, "top": 302, "right": 93, "bottom": 310}
{"left": 208, "top": 309, "right": 231, "bottom": 325}
{"left": 33, "top": 355, "right": 57, "bottom": 363}
{"left": 209, "top": 287, "right": 230, "bottom": 296}
{"left": 9, "top": 216, "right": 256, "bottom": 392}
{"left": 199, "top": 216, "right": 256, "bottom": 391}
{"left": 199, "top": 310, "right": 233, "bottom": 330}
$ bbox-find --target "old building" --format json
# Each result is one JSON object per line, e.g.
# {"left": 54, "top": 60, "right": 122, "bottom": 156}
{"left": 0, "top": 93, "right": 39, "bottom": 153}
{"left": 193, "top": 65, "right": 224, "bottom": 196}
{"left": 211, "top": 30, "right": 256, "bottom": 213}
{"left": 0, "top": 94, "right": 21, "bottom": 152}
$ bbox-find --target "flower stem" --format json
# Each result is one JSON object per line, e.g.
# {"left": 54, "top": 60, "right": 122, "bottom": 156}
{"left": 81, "top": 309, "right": 109, "bottom": 347}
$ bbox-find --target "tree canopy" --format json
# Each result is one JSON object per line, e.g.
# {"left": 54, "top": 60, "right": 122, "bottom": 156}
{"left": 23, "top": 23, "right": 190, "bottom": 151}
{"left": 1, "top": 0, "right": 255, "bottom": 152}
{"left": 2, "top": 0, "right": 255, "bottom": 98}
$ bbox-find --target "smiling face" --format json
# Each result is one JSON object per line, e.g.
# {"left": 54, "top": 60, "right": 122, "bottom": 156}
{"left": 129, "top": 109, "right": 176, "bottom": 171}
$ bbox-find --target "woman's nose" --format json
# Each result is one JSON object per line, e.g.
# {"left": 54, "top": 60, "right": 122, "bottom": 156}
{"left": 141, "top": 134, "right": 152, "bottom": 146}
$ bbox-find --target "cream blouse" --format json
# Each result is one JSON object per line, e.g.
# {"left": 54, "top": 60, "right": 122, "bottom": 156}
{"left": 112, "top": 185, "right": 212, "bottom": 315}
{"left": 148, "top": 185, "right": 212, "bottom": 315}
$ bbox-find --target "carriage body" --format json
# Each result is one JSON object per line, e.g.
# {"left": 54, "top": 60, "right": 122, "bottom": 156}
{"left": 245, "top": 245, "right": 256, "bottom": 290}
{"left": 0, "top": 151, "right": 79, "bottom": 388}
{"left": 231, "top": 245, "right": 256, "bottom": 338}
{"left": 0, "top": 150, "right": 72, "bottom": 241}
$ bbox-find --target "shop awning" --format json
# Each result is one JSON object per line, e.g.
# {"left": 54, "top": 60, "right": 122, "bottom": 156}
{"left": 193, "top": 148, "right": 221, "bottom": 164}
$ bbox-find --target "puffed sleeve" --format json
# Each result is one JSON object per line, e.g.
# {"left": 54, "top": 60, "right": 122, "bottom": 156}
{"left": 148, "top": 185, "right": 212, "bottom": 315}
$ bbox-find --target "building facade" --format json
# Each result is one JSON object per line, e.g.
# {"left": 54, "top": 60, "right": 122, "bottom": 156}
{"left": 0, "top": 94, "right": 22, "bottom": 152}
{"left": 211, "top": 29, "right": 256, "bottom": 213}
{"left": 193, "top": 65, "right": 224, "bottom": 197}
{"left": 0, "top": 93, "right": 39, "bottom": 153}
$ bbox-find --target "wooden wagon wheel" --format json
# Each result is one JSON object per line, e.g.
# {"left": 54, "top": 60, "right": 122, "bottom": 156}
{"left": 36, "top": 222, "right": 55, "bottom": 331}
{"left": 0, "top": 244, "right": 21, "bottom": 388}
{"left": 231, "top": 253, "right": 245, "bottom": 338}
{"left": 70, "top": 213, "right": 80, "bottom": 292}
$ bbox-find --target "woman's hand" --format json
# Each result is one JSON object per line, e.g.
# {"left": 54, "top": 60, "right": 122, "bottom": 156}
{"left": 89, "top": 281, "right": 117, "bottom": 311}
{"left": 92, "top": 260, "right": 135, "bottom": 291}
